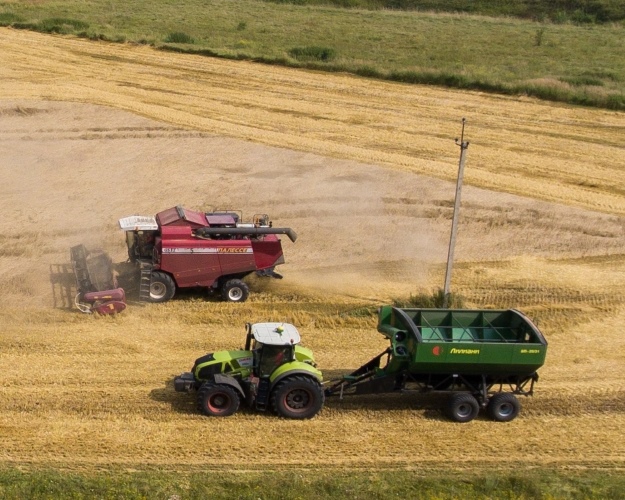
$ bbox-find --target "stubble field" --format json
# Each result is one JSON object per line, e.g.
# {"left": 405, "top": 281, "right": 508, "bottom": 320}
{"left": 1, "top": 27, "right": 624, "bottom": 483}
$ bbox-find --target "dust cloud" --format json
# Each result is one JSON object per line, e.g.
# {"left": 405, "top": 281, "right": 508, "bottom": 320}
{"left": 1, "top": 100, "right": 623, "bottom": 306}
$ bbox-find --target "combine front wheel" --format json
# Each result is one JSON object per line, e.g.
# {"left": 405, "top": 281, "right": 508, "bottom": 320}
{"left": 149, "top": 271, "right": 175, "bottom": 302}
{"left": 270, "top": 376, "right": 324, "bottom": 419}
{"left": 197, "top": 383, "right": 240, "bottom": 417}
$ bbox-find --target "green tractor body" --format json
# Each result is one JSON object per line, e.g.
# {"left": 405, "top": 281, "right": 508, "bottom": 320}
{"left": 174, "top": 323, "right": 324, "bottom": 419}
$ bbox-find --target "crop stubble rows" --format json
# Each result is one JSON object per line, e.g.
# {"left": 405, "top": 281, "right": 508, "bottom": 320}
{"left": 1, "top": 28, "right": 624, "bottom": 214}
{"left": 0, "top": 28, "right": 624, "bottom": 472}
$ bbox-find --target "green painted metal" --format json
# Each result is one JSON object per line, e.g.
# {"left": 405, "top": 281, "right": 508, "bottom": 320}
{"left": 193, "top": 349, "right": 253, "bottom": 380}
{"left": 377, "top": 306, "right": 547, "bottom": 376}
{"left": 269, "top": 360, "right": 323, "bottom": 384}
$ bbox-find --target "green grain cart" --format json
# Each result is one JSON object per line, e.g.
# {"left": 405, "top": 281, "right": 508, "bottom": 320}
{"left": 325, "top": 306, "right": 548, "bottom": 422}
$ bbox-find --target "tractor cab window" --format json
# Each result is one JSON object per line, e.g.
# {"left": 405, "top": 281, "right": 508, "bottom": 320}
{"left": 258, "top": 345, "right": 291, "bottom": 377}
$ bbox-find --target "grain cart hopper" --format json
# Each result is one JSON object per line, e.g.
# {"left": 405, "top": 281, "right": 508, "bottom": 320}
{"left": 326, "top": 306, "right": 547, "bottom": 422}
{"left": 174, "top": 322, "right": 324, "bottom": 419}
{"left": 119, "top": 205, "right": 297, "bottom": 303}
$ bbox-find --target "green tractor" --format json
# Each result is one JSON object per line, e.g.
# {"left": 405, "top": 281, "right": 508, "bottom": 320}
{"left": 174, "top": 323, "right": 324, "bottom": 419}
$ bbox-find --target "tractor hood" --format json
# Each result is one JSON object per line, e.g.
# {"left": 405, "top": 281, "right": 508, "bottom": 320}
{"left": 192, "top": 349, "right": 254, "bottom": 381}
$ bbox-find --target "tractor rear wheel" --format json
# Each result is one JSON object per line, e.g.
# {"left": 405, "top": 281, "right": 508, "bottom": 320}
{"left": 221, "top": 279, "right": 249, "bottom": 303}
{"left": 270, "top": 376, "right": 324, "bottom": 419}
{"left": 149, "top": 271, "right": 176, "bottom": 303}
{"left": 447, "top": 393, "right": 480, "bottom": 423}
{"left": 197, "top": 383, "right": 240, "bottom": 417}
{"left": 487, "top": 393, "right": 520, "bottom": 422}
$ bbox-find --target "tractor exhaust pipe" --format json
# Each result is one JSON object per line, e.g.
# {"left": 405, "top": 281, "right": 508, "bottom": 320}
{"left": 195, "top": 227, "right": 298, "bottom": 243}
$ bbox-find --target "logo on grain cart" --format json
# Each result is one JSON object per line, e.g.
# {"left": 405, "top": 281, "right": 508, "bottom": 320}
{"left": 449, "top": 348, "right": 480, "bottom": 355}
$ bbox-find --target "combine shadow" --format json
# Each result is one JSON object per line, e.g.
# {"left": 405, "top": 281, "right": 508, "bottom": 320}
{"left": 323, "top": 368, "right": 455, "bottom": 422}
{"left": 115, "top": 262, "right": 227, "bottom": 304}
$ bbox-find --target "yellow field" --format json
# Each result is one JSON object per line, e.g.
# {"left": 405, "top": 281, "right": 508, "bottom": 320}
{"left": 0, "top": 27, "right": 624, "bottom": 474}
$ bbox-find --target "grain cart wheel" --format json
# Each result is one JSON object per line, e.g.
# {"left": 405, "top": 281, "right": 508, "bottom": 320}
{"left": 487, "top": 393, "right": 520, "bottom": 422}
{"left": 197, "top": 383, "right": 240, "bottom": 417}
{"left": 447, "top": 393, "right": 480, "bottom": 423}
{"left": 221, "top": 279, "right": 249, "bottom": 303}
{"left": 149, "top": 271, "right": 175, "bottom": 303}
{"left": 270, "top": 376, "right": 324, "bottom": 419}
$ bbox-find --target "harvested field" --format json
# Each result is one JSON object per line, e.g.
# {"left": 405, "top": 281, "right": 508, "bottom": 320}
{"left": 0, "top": 27, "right": 624, "bottom": 476}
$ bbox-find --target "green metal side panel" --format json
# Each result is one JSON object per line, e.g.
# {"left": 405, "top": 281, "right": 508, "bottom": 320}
{"left": 412, "top": 341, "right": 546, "bottom": 375}
{"left": 378, "top": 306, "right": 548, "bottom": 376}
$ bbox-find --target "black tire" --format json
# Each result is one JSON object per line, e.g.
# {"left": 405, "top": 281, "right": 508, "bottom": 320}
{"left": 197, "top": 383, "right": 240, "bottom": 417}
{"left": 221, "top": 279, "right": 249, "bottom": 303}
{"left": 487, "top": 393, "right": 520, "bottom": 422}
{"left": 149, "top": 271, "right": 176, "bottom": 303}
{"left": 270, "top": 376, "right": 324, "bottom": 419}
{"left": 447, "top": 393, "right": 480, "bottom": 423}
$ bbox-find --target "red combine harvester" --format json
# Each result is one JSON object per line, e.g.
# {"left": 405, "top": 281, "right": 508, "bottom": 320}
{"left": 71, "top": 206, "right": 296, "bottom": 313}
{"left": 120, "top": 205, "right": 296, "bottom": 304}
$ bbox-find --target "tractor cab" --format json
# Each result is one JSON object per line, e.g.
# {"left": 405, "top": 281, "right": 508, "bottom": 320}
{"left": 245, "top": 322, "right": 300, "bottom": 377}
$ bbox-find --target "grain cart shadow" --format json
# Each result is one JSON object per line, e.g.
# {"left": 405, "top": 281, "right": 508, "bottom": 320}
{"left": 324, "top": 391, "right": 450, "bottom": 422}
{"left": 323, "top": 369, "right": 449, "bottom": 421}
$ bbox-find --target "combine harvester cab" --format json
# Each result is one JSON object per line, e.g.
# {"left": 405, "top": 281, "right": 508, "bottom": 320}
{"left": 119, "top": 205, "right": 297, "bottom": 303}
{"left": 326, "top": 306, "right": 548, "bottom": 422}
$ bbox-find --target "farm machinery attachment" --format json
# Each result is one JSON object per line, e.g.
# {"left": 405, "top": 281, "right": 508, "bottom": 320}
{"left": 325, "top": 306, "right": 548, "bottom": 422}
{"left": 70, "top": 244, "right": 126, "bottom": 315}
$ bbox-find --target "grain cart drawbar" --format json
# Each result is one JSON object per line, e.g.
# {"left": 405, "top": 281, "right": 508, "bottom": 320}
{"left": 174, "top": 322, "right": 324, "bottom": 419}
{"left": 326, "top": 306, "right": 548, "bottom": 422}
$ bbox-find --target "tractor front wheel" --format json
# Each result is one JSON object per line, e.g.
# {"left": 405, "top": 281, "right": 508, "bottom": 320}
{"left": 221, "top": 279, "right": 249, "bottom": 303}
{"left": 149, "top": 271, "right": 176, "bottom": 303}
{"left": 270, "top": 376, "right": 324, "bottom": 419}
{"left": 487, "top": 393, "right": 520, "bottom": 422}
{"left": 447, "top": 393, "right": 480, "bottom": 423}
{"left": 197, "top": 383, "right": 240, "bottom": 417}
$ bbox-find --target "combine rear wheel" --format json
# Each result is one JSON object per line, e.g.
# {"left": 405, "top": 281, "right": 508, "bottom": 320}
{"left": 197, "top": 383, "right": 240, "bottom": 417}
{"left": 270, "top": 376, "right": 324, "bottom": 419}
{"left": 487, "top": 393, "right": 520, "bottom": 422}
{"left": 447, "top": 393, "right": 480, "bottom": 422}
{"left": 221, "top": 279, "right": 249, "bottom": 303}
{"left": 149, "top": 271, "right": 175, "bottom": 302}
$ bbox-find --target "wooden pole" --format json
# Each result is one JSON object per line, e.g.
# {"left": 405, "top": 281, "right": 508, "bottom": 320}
{"left": 443, "top": 118, "right": 470, "bottom": 308}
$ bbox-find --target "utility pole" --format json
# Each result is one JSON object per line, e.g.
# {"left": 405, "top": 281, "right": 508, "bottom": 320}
{"left": 443, "top": 118, "right": 469, "bottom": 308}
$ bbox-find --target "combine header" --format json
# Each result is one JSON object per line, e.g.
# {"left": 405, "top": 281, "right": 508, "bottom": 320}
{"left": 70, "top": 244, "right": 126, "bottom": 315}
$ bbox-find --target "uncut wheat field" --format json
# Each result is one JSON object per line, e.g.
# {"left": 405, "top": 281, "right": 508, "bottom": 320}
{"left": 0, "top": 28, "right": 624, "bottom": 475}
